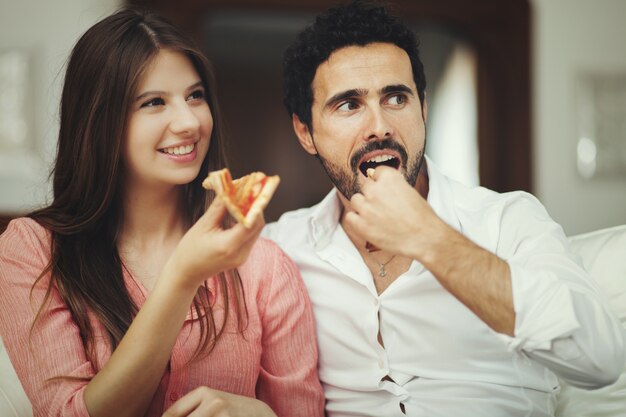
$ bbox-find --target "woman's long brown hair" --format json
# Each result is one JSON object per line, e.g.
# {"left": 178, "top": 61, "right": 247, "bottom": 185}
{"left": 28, "top": 9, "right": 246, "bottom": 368}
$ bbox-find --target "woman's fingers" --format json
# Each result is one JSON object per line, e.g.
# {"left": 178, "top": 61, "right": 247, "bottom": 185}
{"left": 198, "top": 197, "right": 227, "bottom": 229}
{"left": 166, "top": 196, "right": 268, "bottom": 288}
{"left": 215, "top": 214, "right": 264, "bottom": 267}
{"left": 162, "top": 387, "right": 226, "bottom": 417}
{"left": 162, "top": 386, "right": 277, "bottom": 417}
{"left": 186, "top": 399, "right": 226, "bottom": 417}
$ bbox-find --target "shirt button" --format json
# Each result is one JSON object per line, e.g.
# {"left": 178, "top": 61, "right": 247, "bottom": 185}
{"left": 378, "top": 359, "right": 385, "bottom": 368}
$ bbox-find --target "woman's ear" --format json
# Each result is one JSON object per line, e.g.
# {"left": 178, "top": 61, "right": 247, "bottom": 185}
{"left": 292, "top": 114, "right": 317, "bottom": 155}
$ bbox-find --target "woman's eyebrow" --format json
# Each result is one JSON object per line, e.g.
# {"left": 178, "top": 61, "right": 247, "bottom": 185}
{"left": 135, "top": 90, "right": 166, "bottom": 101}
{"left": 186, "top": 81, "right": 204, "bottom": 91}
{"left": 135, "top": 81, "right": 204, "bottom": 101}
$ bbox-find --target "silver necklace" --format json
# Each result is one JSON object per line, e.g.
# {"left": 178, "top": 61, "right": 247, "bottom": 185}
{"left": 374, "top": 254, "right": 396, "bottom": 278}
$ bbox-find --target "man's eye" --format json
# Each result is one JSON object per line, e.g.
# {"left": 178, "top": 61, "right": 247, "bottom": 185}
{"left": 388, "top": 94, "right": 406, "bottom": 105}
{"left": 188, "top": 90, "right": 205, "bottom": 101}
{"left": 141, "top": 98, "right": 165, "bottom": 108}
{"left": 337, "top": 100, "right": 359, "bottom": 111}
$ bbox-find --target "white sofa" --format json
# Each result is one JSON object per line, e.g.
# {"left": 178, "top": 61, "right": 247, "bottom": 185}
{"left": 1, "top": 225, "right": 625, "bottom": 417}
{"left": 0, "top": 337, "right": 31, "bottom": 417}
{"left": 555, "top": 225, "right": 626, "bottom": 417}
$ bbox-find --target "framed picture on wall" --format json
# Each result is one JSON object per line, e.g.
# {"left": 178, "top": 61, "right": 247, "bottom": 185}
{"left": 576, "top": 73, "right": 626, "bottom": 179}
{"left": 0, "top": 49, "right": 31, "bottom": 156}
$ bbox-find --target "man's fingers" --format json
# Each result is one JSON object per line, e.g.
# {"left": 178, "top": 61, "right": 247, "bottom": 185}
{"left": 350, "top": 193, "right": 366, "bottom": 213}
{"left": 350, "top": 193, "right": 377, "bottom": 218}
{"left": 343, "top": 210, "right": 368, "bottom": 238}
{"left": 366, "top": 165, "right": 395, "bottom": 180}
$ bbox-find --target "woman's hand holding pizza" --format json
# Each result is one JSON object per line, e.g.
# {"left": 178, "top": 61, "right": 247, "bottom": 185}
{"left": 165, "top": 197, "right": 264, "bottom": 291}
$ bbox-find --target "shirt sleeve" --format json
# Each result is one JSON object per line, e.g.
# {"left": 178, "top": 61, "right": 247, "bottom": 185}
{"left": 0, "top": 219, "right": 94, "bottom": 417}
{"left": 254, "top": 241, "right": 325, "bottom": 417}
{"left": 493, "top": 194, "right": 625, "bottom": 389}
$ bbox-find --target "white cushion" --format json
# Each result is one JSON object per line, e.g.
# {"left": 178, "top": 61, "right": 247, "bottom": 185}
{"left": 556, "top": 225, "right": 626, "bottom": 417}
{"left": 0, "top": 336, "right": 32, "bottom": 417}
{"left": 568, "top": 225, "right": 626, "bottom": 322}
{"left": 0, "top": 225, "right": 624, "bottom": 416}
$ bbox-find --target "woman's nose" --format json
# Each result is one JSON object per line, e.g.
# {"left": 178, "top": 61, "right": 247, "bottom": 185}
{"left": 169, "top": 103, "right": 200, "bottom": 135}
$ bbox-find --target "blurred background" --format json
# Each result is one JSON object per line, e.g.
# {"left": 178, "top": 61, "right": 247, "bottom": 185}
{"left": 0, "top": 0, "right": 625, "bottom": 235}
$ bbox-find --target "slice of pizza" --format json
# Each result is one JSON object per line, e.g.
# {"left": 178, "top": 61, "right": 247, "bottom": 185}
{"left": 202, "top": 168, "right": 280, "bottom": 228}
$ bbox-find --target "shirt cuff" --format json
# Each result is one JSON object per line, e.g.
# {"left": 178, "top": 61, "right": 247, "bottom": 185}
{"left": 493, "top": 260, "right": 581, "bottom": 352}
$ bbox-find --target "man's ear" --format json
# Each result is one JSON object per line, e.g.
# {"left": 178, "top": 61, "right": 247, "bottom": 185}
{"left": 422, "top": 92, "right": 428, "bottom": 122}
{"left": 292, "top": 114, "right": 317, "bottom": 155}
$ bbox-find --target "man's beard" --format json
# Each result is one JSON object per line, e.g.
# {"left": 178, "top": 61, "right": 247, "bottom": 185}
{"left": 314, "top": 137, "right": 424, "bottom": 200}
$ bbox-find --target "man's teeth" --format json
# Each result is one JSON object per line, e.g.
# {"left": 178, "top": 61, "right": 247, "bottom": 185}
{"left": 366, "top": 154, "right": 394, "bottom": 163}
{"left": 162, "top": 144, "right": 195, "bottom": 155}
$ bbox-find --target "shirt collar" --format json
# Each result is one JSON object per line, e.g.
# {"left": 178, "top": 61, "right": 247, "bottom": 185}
{"left": 425, "top": 155, "right": 463, "bottom": 233}
{"left": 308, "top": 187, "right": 343, "bottom": 249}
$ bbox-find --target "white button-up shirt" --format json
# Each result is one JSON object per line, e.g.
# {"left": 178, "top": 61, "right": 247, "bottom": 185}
{"left": 263, "top": 158, "right": 624, "bottom": 417}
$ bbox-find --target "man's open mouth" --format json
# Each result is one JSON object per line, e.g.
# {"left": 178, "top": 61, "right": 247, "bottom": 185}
{"left": 358, "top": 154, "right": 401, "bottom": 176}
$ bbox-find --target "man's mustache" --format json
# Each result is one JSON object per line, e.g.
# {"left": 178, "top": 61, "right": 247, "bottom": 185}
{"left": 350, "top": 138, "right": 408, "bottom": 171}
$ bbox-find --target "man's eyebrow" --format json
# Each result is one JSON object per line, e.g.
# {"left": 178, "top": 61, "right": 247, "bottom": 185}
{"left": 380, "top": 84, "right": 415, "bottom": 96}
{"left": 324, "top": 88, "right": 368, "bottom": 109}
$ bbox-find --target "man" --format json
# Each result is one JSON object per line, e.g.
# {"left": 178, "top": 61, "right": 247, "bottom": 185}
{"left": 263, "top": 1, "right": 625, "bottom": 416}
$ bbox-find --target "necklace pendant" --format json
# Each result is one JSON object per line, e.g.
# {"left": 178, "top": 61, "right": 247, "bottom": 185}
{"left": 378, "top": 266, "right": 386, "bottom": 278}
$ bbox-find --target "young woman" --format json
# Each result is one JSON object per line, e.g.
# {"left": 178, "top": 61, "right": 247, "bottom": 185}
{"left": 0, "top": 9, "right": 324, "bottom": 417}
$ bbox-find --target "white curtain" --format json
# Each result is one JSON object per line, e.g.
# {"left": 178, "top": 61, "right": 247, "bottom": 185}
{"left": 426, "top": 43, "right": 479, "bottom": 187}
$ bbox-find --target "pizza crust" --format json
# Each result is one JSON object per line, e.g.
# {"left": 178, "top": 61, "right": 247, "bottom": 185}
{"left": 243, "top": 175, "right": 280, "bottom": 227}
{"left": 202, "top": 168, "right": 280, "bottom": 228}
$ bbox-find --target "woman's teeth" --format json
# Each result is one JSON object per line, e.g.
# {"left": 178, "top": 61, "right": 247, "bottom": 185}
{"left": 161, "top": 144, "right": 195, "bottom": 155}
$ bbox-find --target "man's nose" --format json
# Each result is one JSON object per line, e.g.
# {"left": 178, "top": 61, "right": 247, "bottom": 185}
{"left": 364, "top": 107, "right": 394, "bottom": 141}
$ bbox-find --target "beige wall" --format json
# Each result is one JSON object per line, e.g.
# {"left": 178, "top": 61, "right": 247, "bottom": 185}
{"left": 1, "top": 0, "right": 625, "bottom": 235}
{"left": 0, "top": 0, "right": 120, "bottom": 213}
{"left": 531, "top": 0, "right": 626, "bottom": 234}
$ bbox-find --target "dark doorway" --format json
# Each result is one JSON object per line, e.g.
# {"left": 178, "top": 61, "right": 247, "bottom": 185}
{"left": 128, "top": 0, "right": 531, "bottom": 222}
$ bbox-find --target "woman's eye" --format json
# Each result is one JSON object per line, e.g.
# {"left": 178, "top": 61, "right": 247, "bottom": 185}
{"left": 388, "top": 94, "right": 406, "bottom": 106}
{"left": 337, "top": 100, "right": 359, "bottom": 112}
{"left": 188, "top": 90, "right": 205, "bottom": 101}
{"left": 141, "top": 97, "right": 165, "bottom": 108}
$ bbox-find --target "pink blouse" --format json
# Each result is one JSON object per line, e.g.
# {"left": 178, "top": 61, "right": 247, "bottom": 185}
{"left": 0, "top": 218, "right": 324, "bottom": 417}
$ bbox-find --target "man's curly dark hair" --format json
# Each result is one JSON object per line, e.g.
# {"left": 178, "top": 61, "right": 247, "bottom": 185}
{"left": 282, "top": 0, "right": 426, "bottom": 130}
